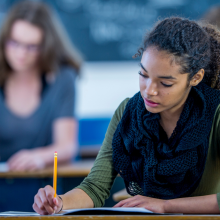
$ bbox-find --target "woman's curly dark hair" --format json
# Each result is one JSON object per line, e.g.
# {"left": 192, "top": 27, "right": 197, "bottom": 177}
{"left": 134, "top": 17, "right": 220, "bottom": 90}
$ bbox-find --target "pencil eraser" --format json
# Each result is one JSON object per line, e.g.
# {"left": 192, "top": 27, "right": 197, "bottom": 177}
{"left": 55, "top": 151, "right": 57, "bottom": 153}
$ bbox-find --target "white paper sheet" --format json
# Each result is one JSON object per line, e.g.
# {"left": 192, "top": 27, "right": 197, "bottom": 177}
{"left": 0, "top": 211, "right": 39, "bottom": 216}
{"left": 0, "top": 208, "right": 154, "bottom": 216}
{"left": 0, "top": 162, "right": 9, "bottom": 172}
{"left": 57, "top": 207, "right": 154, "bottom": 215}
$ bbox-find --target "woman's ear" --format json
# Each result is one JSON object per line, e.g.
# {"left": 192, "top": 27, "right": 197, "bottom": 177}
{"left": 190, "top": 69, "right": 205, "bottom": 86}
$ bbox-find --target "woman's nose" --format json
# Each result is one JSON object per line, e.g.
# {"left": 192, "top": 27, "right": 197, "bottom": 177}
{"left": 144, "top": 80, "right": 158, "bottom": 96}
{"left": 16, "top": 45, "right": 28, "bottom": 57}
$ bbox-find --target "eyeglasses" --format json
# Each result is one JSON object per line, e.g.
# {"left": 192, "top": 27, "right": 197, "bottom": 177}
{"left": 6, "top": 39, "right": 41, "bottom": 53}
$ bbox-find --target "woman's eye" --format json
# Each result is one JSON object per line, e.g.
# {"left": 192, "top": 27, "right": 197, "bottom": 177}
{"left": 138, "top": 71, "right": 148, "bottom": 78}
{"left": 161, "top": 82, "right": 173, "bottom": 87}
{"left": 138, "top": 72, "right": 173, "bottom": 87}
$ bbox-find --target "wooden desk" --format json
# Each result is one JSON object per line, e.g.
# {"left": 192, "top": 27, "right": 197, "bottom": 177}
{"left": 0, "top": 159, "right": 94, "bottom": 178}
{"left": 1, "top": 215, "right": 220, "bottom": 220}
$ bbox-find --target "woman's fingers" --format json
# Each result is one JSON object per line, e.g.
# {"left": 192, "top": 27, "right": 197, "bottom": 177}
{"left": 9, "top": 160, "right": 27, "bottom": 171}
{"left": 114, "top": 195, "right": 147, "bottom": 208}
{"left": 8, "top": 150, "right": 26, "bottom": 162}
{"left": 45, "top": 185, "right": 55, "bottom": 207}
{"left": 53, "top": 196, "right": 63, "bottom": 213}
{"left": 8, "top": 152, "right": 29, "bottom": 170}
{"left": 33, "top": 195, "right": 48, "bottom": 215}
{"left": 37, "top": 188, "right": 55, "bottom": 214}
{"left": 39, "top": 188, "right": 55, "bottom": 214}
{"left": 13, "top": 158, "right": 32, "bottom": 171}
{"left": 7, "top": 150, "right": 44, "bottom": 171}
{"left": 7, "top": 151, "right": 23, "bottom": 164}
{"left": 113, "top": 197, "right": 134, "bottom": 207}
{"left": 113, "top": 201, "right": 123, "bottom": 207}
{"left": 121, "top": 199, "right": 142, "bottom": 207}
{"left": 53, "top": 197, "right": 59, "bottom": 206}
{"left": 33, "top": 186, "right": 61, "bottom": 215}
{"left": 33, "top": 203, "right": 47, "bottom": 215}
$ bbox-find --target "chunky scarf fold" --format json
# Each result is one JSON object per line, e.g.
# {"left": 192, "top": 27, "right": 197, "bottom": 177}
{"left": 112, "top": 83, "right": 220, "bottom": 199}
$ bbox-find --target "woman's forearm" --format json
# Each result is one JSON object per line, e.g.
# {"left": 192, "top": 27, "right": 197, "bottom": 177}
{"left": 165, "top": 194, "right": 220, "bottom": 214}
{"left": 33, "top": 118, "right": 78, "bottom": 167}
{"left": 61, "top": 188, "right": 94, "bottom": 210}
{"left": 33, "top": 143, "right": 76, "bottom": 166}
{"left": 7, "top": 143, "right": 76, "bottom": 171}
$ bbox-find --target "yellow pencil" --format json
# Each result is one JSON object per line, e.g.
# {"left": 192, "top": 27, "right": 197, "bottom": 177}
{"left": 53, "top": 151, "right": 57, "bottom": 198}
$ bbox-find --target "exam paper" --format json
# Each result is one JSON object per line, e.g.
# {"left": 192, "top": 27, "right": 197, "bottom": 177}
{"left": 0, "top": 208, "right": 154, "bottom": 216}
{"left": 57, "top": 207, "right": 155, "bottom": 215}
{"left": 0, "top": 211, "right": 40, "bottom": 216}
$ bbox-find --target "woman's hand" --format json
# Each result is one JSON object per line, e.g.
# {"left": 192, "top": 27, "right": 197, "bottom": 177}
{"left": 7, "top": 118, "right": 77, "bottom": 171}
{"left": 7, "top": 149, "right": 45, "bottom": 171}
{"left": 33, "top": 185, "right": 63, "bottom": 215}
{"left": 113, "top": 195, "right": 166, "bottom": 213}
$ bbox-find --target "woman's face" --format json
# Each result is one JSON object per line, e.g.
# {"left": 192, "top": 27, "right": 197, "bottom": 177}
{"left": 139, "top": 48, "right": 191, "bottom": 114}
{"left": 5, "top": 20, "right": 43, "bottom": 73}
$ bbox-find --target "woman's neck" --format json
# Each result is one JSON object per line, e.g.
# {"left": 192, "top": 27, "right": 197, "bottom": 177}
{"left": 5, "top": 69, "right": 42, "bottom": 99}
{"left": 160, "top": 104, "right": 184, "bottom": 125}
{"left": 4, "top": 69, "right": 43, "bottom": 117}
{"left": 160, "top": 85, "right": 192, "bottom": 125}
{"left": 159, "top": 89, "right": 190, "bottom": 138}
{"left": 8, "top": 69, "right": 40, "bottom": 84}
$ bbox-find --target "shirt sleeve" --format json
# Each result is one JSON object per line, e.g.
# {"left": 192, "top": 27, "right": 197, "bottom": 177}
{"left": 53, "top": 67, "right": 77, "bottom": 119}
{"left": 217, "top": 193, "right": 220, "bottom": 210}
{"left": 76, "top": 98, "right": 130, "bottom": 207}
{"left": 209, "top": 103, "right": 220, "bottom": 210}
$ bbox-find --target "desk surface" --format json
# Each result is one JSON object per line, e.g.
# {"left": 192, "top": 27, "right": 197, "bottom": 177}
{"left": 1, "top": 215, "right": 220, "bottom": 220}
{"left": 0, "top": 159, "right": 94, "bottom": 178}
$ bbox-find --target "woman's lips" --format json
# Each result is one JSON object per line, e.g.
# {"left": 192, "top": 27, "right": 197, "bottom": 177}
{"left": 144, "top": 98, "right": 159, "bottom": 107}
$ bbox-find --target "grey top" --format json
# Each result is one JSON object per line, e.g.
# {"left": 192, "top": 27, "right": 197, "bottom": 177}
{"left": 0, "top": 66, "right": 77, "bottom": 162}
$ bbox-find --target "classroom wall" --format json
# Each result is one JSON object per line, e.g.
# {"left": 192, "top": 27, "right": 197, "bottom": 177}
{"left": 76, "top": 61, "right": 140, "bottom": 118}
{"left": 75, "top": 61, "right": 140, "bottom": 153}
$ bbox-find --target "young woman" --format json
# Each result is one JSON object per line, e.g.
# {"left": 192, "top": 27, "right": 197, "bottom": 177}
{"left": 0, "top": 0, "right": 82, "bottom": 171}
{"left": 33, "top": 17, "right": 220, "bottom": 214}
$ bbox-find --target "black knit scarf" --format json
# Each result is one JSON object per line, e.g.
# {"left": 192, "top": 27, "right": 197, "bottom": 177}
{"left": 112, "top": 83, "right": 220, "bottom": 199}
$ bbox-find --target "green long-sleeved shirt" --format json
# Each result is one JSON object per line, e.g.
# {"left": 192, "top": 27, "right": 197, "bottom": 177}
{"left": 76, "top": 98, "right": 220, "bottom": 209}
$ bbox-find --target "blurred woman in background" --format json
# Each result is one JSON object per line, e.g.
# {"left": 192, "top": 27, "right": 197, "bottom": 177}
{"left": 0, "top": 0, "right": 82, "bottom": 171}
